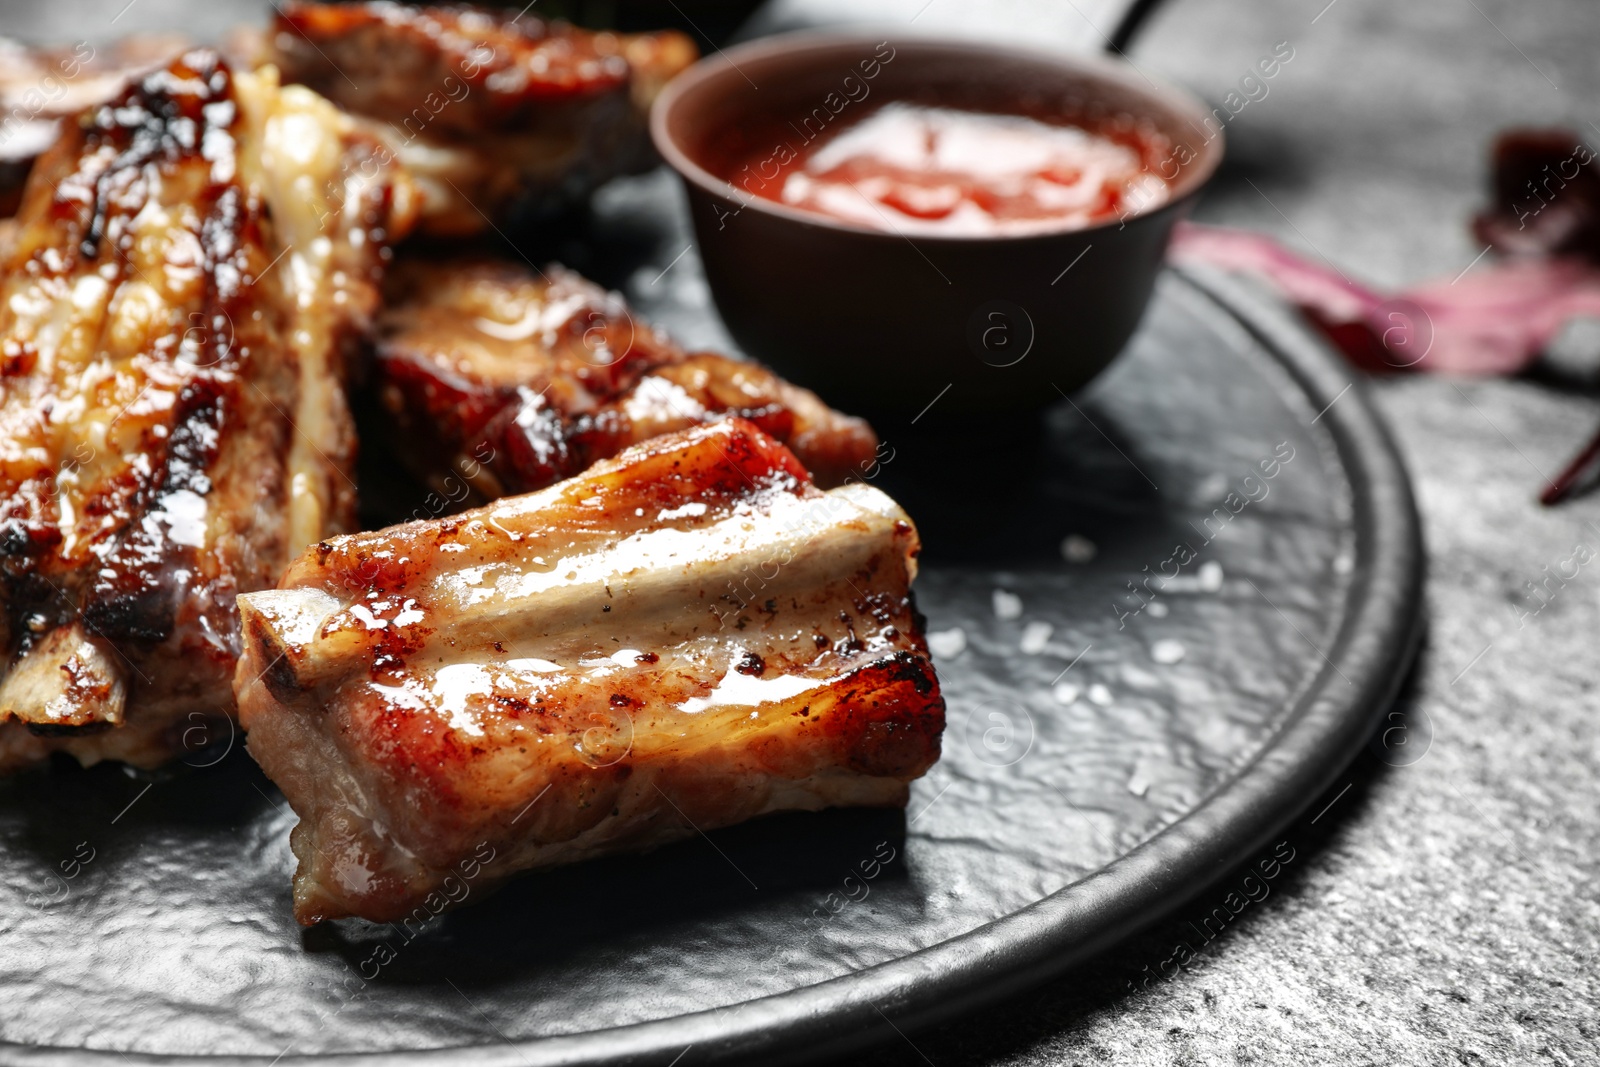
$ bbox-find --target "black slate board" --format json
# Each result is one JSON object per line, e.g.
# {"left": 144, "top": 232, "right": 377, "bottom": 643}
{"left": 0, "top": 159, "right": 1422, "bottom": 1064}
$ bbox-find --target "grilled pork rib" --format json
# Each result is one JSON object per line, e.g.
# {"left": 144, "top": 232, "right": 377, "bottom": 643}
{"left": 265, "top": 1, "right": 697, "bottom": 233}
{"left": 0, "top": 51, "right": 415, "bottom": 771}
{"left": 374, "top": 256, "right": 882, "bottom": 504}
{"left": 235, "top": 419, "right": 943, "bottom": 924}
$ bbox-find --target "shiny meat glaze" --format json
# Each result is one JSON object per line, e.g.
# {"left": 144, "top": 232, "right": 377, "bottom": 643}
{"left": 235, "top": 419, "right": 943, "bottom": 924}
{"left": 267, "top": 1, "right": 697, "bottom": 233}
{"left": 0, "top": 51, "right": 416, "bottom": 771}
{"left": 0, "top": 35, "right": 194, "bottom": 216}
{"left": 375, "top": 255, "right": 881, "bottom": 502}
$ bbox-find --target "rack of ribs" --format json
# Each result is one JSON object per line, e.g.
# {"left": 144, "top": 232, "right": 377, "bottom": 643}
{"left": 235, "top": 418, "right": 943, "bottom": 924}
{"left": 264, "top": 1, "right": 698, "bottom": 234}
{"left": 372, "top": 255, "right": 883, "bottom": 508}
{"left": 0, "top": 50, "right": 416, "bottom": 771}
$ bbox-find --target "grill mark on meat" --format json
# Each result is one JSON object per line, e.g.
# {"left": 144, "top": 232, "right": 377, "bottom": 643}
{"left": 3, "top": 53, "right": 261, "bottom": 651}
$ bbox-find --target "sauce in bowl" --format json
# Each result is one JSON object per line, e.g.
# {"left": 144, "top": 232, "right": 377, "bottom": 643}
{"left": 720, "top": 103, "right": 1173, "bottom": 236}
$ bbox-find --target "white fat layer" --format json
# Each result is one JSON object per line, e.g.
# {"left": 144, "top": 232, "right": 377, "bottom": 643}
{"left": 235, "top": 69, "right": 361, "bottom": 557}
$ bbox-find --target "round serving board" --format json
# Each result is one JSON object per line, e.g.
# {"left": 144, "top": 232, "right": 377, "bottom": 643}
{"left": 0, "top": 166, "right": 1421, "bottom": 1066}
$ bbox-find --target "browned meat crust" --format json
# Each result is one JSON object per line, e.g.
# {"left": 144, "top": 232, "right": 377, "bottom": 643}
{"left": 372, "top": 255, "right": 882, "bottom": 506}
{"left": 270, "top": 1, "right": 633, "bottom": 135}
{"left": 235, "top": 418, "right": 943, "bottom": 924}
{"left": 264, "top": 2, "right": 697, "bottom": 232}
{"left": 0, "top": 50, "right": 416, "bottom": 771}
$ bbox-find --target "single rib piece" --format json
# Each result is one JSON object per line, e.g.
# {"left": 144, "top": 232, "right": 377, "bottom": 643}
{"left": 373, "top": 255, "right": 882, "bottom": 506}
{"left": 236, "top": 419, "right": 943, "bottom": 924}
{"left": 265, "top": 1, "right": 697, "bottom": 233}
{"left": 0, "top": 51, "right": 416, "bottom": 771}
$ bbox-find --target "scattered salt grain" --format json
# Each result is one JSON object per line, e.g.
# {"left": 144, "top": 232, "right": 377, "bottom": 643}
{"left": 1019, "top": 621, "right": 1053, "bottom": 654}
{"left": 992, "top": 589, "right": 1023, "bottom": 620}
{"left": 1088, "top": 683, "right": 1114, "bottom": 706}
{"left": 1126, "top": 765, "right": 1151, "bottom": 797}
{"left": 1060, "top": 535, "right": 1097, "bottom": 564}
{"left": 1198, "top": 560, "right": 1224, "bottom": 592}
{"left": 1151, "top": 639, "right": 1186, "bottom": 665}
{"left": 927, "top": 628, "right": 967, "bottom": 659}
{"left": 1052, "top": 682, "right": 1081, "bottom": 705}
{"left": 1147, "top": 601, "right": 1169, "bottom": 618}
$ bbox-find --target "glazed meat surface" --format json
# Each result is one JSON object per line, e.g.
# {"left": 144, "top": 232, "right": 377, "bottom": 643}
{"left": 0, "top": 51, "right": 415, "bottom": 771}
{"left": 265, "top": 1, "right": 697, "bottom": 233}
{"left": 235, "top": 419, "right": 943, "bottom": 924}
{"left": 374, "top": 256, "right": 881, "bottom": 504}
{"left": 0, "top": 35, "right": 193, "bottom": 216}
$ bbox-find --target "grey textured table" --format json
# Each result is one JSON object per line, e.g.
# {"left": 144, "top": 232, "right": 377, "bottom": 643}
{"left": 819, "top": 1, "right": 1600, "bottom": 1064}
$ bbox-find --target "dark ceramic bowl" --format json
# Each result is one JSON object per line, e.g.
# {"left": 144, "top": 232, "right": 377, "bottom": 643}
{"left": 651, "top": 32, "right": 1224, "bottom": 415}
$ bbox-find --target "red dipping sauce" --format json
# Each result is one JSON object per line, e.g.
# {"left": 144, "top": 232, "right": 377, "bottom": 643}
{"left": 720, "top": 103, "right": 1172, "bottom": 236}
